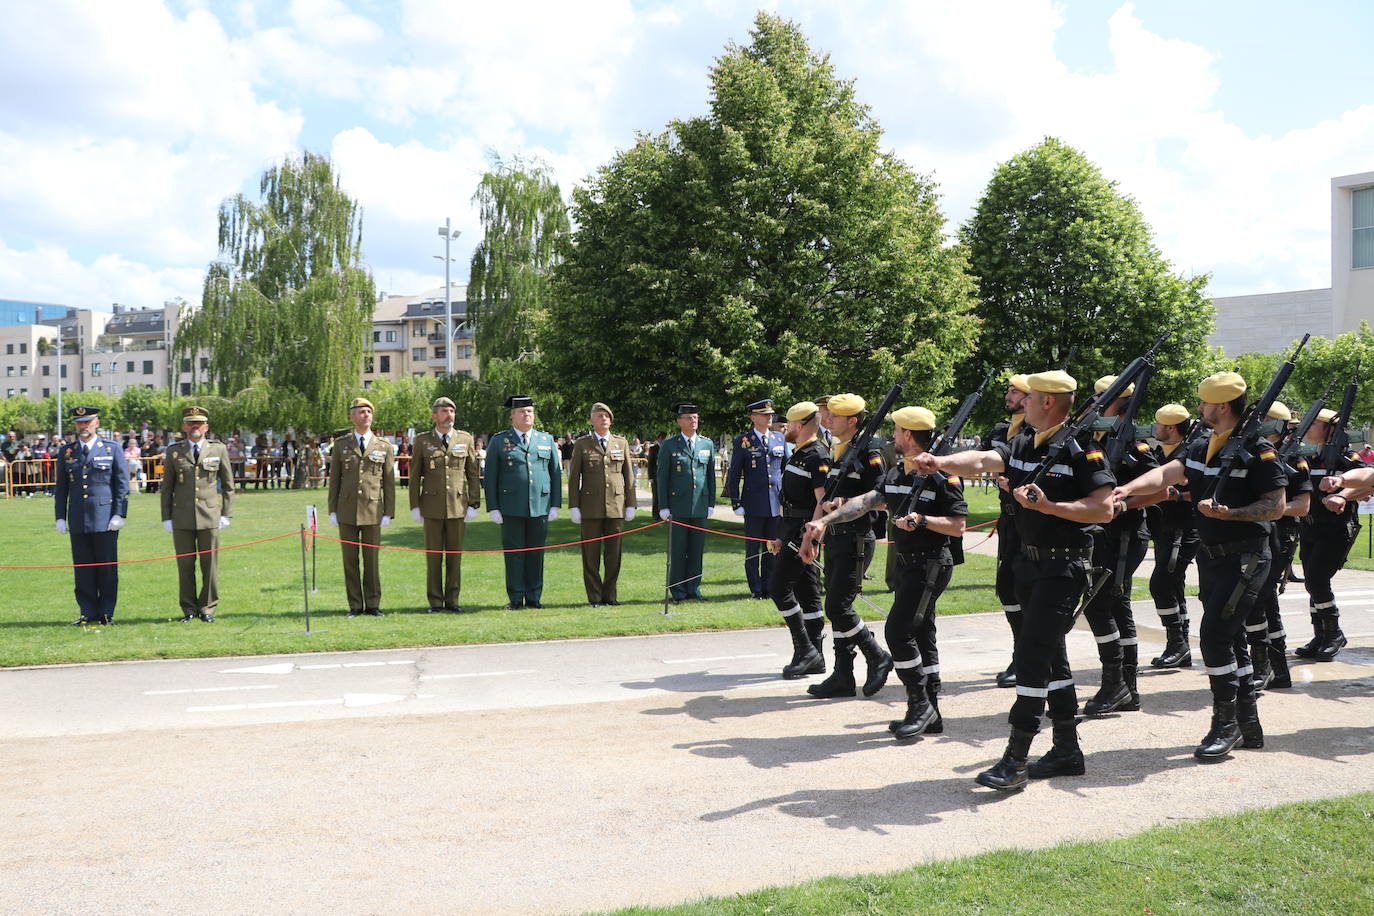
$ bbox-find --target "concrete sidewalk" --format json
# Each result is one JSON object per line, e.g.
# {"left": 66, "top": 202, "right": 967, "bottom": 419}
{"left": 2, "top": 591, "right": 1373, "bottom": 914}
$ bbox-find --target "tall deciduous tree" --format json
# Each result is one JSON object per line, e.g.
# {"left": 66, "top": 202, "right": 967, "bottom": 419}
{"left": 960, "top": 138, "right": 1214, "bottom": 424}
{"left": 1280, "top": 324, "right": 1374, "bottom": 429}
{"left": 545, "top": 12, "right": 979, "bottom": 433}
{"left": 176, "top": 152, "right": 375, "bottom": 433}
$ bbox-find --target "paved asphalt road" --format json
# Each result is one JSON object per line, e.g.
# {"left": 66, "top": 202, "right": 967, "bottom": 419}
{"left": 3, "top": 575, "right": 1373, "bottom": 914}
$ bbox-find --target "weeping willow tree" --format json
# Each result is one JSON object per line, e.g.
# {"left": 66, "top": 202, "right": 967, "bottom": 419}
{"left": 177, "top": 152, "right": 375, "bottom": 433}
{"left": 467, "top": 156, "right": 570, "bottom": 406}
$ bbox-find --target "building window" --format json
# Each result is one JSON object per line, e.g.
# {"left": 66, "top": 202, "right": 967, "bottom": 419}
{"left": 42, "top": 387, "right": 50, "bottom": 398}
{"left": 42, "top": 365, "right": 49, "bottom": 376}
{"left": 385, "top": 330, "right": 397, "bottom": 343}
{"left": 4, "top": 344, "right": 11, "bottom": 354}
{"left": 60, "top": 364, "right": 67, "bottom": 378}
{"left": 91, "top": 362, "right": 101, "bottom": 376}
{"left": 143, "top": 360, "right": 154, "bottom": 374}
{"left": 413, "top": 324, "right": 427, "bottom": 337}
{"left": 200, "top": 357, "right": 209, "bottom": 370}
{"left": 412, "top": 347, "right": 427, "bottom": 361}
{"left": 19, "top": 365, "right": 28, "bottom": 376}
{"left": 433, "top": 346, "right": 446, "bottom": 361}
{"left": 5, "top": 366, "right": 12, "bottom": 376}
{"left": 364, "top": 357, "right": 375, "bottom": 373}
{"left": 5, "top": 388, "right": 12, "bottom": 397}
{"left": 379, "top": 355, "right": 391, "bottom": 373}
{"left": 459, "top": 369, "right": 473, "bottom": 378}
{"left": 456, "top": 345, "right": 474, "bottom": 359}
{"left": 19, "top": 342, "right": 26, "bottom": 354}
{"left": 180, "top": 358, "right": 190, "bottom": 372}
{"left": 180, "top": 382, "right": 191, "bottom": 395}
{"left": 372, "top": 331, "right": 381, "bottom": 343}
{"left": 109, "top": 362, "right": 119, "bottom": 373}
{"left": 126, "top": 361, "right": 135, "bottom": 372}
{"left": 110, "top": 385, "right": 119, "bottom": 395}
{"left": 1355, "top": 187, "right": 1374, "bottom": 269}
{"left": 363, "top": 379, "right": 372, "bottom": 389}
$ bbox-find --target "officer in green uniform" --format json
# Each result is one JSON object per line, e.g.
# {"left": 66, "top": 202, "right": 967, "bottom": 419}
{"left": 409, "top": 396, "right": 481, "bottom": 613}
{"left": 161, "top": 405, "right": 234, "bottom": 621}
{"left": 327, "top": 397, "right": 397, "bottom": 617}
{"left": 657, "top": 402, "right": 716, "bottom": 602}
{"left": 568, "top": 402, "right": 635, "bottom": 606}
{"left": 484, "top": 395, "right": 562, "bottom": 609}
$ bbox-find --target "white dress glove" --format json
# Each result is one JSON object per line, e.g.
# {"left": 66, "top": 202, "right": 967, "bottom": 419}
{"left": 164, "top": 520, "right": 174, "bottom": 533}
{"left": 548, "top": 507, "right": 558, "bottom": 522}
{"left": 380, "top": 515, "right": 391, "bottom": 528}
{"left": 219, "top": 516, "right": 230, "bottom": 529}
{"left": 569, "top": 507, "right": 582, "bottom": 524}
{"left": 490, "top": 509, "right": 503, "bottom": 525}
{"left": 411, "top": 507, "right": 423, "bottom": 523}
{"left": 733, "top": 506, "right": 745, "bottom": 517}
{"left": 465, "top": 506, "right": 478, "bottom": 522}
{"left": 55, "top": 519, "right": 67, "bottom": 535}
{"left": 659, "top": 509, "right": 671, "bottom": 521}
{"left": 329, "top": 512, "right": 338, "bottom": 527}
{"left": 107, "top": 515, "right": 124, "bottom": 531}
{"left": 624, "top": 507, "right": 636, "bottom": 522}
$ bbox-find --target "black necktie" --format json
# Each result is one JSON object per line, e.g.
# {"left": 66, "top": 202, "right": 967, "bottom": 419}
{"left": 193, "top": 444, "right": 200, "bottom": 462}
{"left": 598, "top": 437, "right": 606, "bottom": 450}
{"left": 442, "top": 433, "right": 449, "bottom": 448}
{"left": 358, "top": 435, "right": 366, "bottom": 453}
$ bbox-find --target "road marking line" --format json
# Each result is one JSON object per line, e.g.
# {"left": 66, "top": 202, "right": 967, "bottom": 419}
{"left": 188, "top": 692, "right": 406, "bottom": 712}
{"left": 146, "top": 685, "right": 278, "bottom": 696}
{"left": 220, "top": 662, "right": 294, "bottom": 675}
{"left": 418, "top": 669, "right": 536, "bottom": 680}
{"left": 941, "top": 637, "right": 979, "bottom": 644}
{"left": 297, "top": 664, "right": 341, "bottom": 670}
{"left": 661, "top": 653, "right": 777, "bottom": 665}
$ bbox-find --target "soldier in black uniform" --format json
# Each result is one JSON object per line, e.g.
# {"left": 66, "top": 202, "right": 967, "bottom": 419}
{"left": 1116, "top": 372, "right": 1287, "bottom": 760}
{"left": 1248, "top": 402, "right": 1311, "bottom": 690}
{"left": 798, "top": 393, "right": 892, "bottom": 699}
{"left": 807, "top": 406, "right": 967, "bottom": 740}
{"left": 1295, "top": 408, "right": 1365, "bottom": 661}
{"left": 983, "top": 374, "right": 1031, "bottom": 688}
{"left": 766, "top": 401, "right": 831, "bottom": 679}
{"left": 1146, "top": 404, "right": 1199, "bottom": 668}
{"left": 1081, "top": 376, "right": 1159, "bottom": 716}
{"left": 917, "top": 371, "right": 1115, "bottom": 790}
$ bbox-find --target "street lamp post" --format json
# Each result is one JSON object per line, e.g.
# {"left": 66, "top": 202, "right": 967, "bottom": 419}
{"left": 435, "top": 219, "right": 462, "bottom": 377}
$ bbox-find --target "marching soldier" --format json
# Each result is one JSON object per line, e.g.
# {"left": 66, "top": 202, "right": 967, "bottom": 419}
{"left": 807, "top": 406, "right": 967, "bottom": 739}
{"left": 161, "top": 406, "right": 234, "bottom": 622}
{"left": 766, "top": 401, "right": 830, "bottom": 679}
{"left": 725, "top": 399, "right": 785, "bottom": 599}
{"left": 568, "top": 402, "right": 635, "bottom": 606}
{"left": 1116, "top": 372, "right": 1287, "bottom": 759}
{"left": 54, "top": 405, "right": 129, "bottom": 625}
{"left": 984, "top": 373, "right": 1032, "bottom": 687}
{"left": 657, "top": 403, "right": 716, "bottom": 602}
{"left": 799, "top": 393, "right": 892, "bottom": 699}
{"left": 1146, "top": 404, "right": 1199, "bottom": 668}
{"left": 327, "top": 397, "right": 397, "bottom": 617}
{"left": 484, "top": 395, "right": 562, "bottom": 609}
{"left": 409, "top": 396, "right": 480, "bottom": 614}
{"left": 916, "top": 371, "right": 1115, "bottom": 789}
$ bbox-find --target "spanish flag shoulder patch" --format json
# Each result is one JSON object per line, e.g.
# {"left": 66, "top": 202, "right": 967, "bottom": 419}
{"left": 817, "top": 463, "right": 830, "bottom": 475}
{"left": 1136, "top": 441, "right": 1151, "bottom": 452}
{"left": 945, "top": 474, "right": 961, "bottom": 487}
{"left": 1258, "top": 447, "right": 1277, "bottom": 461}
{"left": 868, "top": 454, "right": 884, "bottom": 467}
{"left": 1084, "top": 448, "right": 1105, "bottom": 463}
{"left": 1296, "top": 458, "right": 1309, "bottom": 471}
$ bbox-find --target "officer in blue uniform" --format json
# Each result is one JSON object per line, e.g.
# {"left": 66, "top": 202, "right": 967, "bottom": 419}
{"left": 657, "top": 402, "right": 716, "bottom": 602}
{"left": 53, "top": 405, "right": 129, "bottom": 625}
{"left": 484, "top": 395, "right": 562, "bottom": 609}
{"left": 725, "top": 398, "right": 786, "bottom": 599}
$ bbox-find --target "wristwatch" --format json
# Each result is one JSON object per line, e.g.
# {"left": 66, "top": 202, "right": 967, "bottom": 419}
{"left": 914, "top": 513, "right": 928, "bottom": 530}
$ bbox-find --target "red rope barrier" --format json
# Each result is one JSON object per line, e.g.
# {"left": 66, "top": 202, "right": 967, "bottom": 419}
{"left": 313, "top": 520, "right": 668, "bottom": 554}
{"left": 0, "top": 530, "right": 300, "bottom": 570}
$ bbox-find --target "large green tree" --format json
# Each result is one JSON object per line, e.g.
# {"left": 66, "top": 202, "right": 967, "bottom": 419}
{"left": 546, "top": 12, "right": 979, "bottom": 434}
{"left": 1279, "top": 325, "right": 1374, "bottom": 430}
{"left": 960, "top": 138, "right": 1214, "bottom": 424}
{"left": 176, "top": 152, "right": 375, "bottom": 433}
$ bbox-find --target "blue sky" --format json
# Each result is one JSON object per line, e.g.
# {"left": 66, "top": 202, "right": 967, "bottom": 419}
{"left": 1, "top": 0, "right": 1371, "bottom": 311}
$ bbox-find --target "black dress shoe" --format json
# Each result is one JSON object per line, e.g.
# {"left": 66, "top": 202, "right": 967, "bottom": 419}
{"left": 199, "top": 613, "right": 215, "bottom": 622}
{"left": 589, "top": 602, "right": 602, "bottom": 608}
{"left": 97, "top": 616, "right": 114, "bottom": 625}
{"left": 365, "top": 609, "right": 384, "bottom": 617}
{"left": 503, "top": 603, "right": 523, "bottom": 610}
{"left": 527, "top": 601, "right": 544, "bottom": 609}
{"left": 427, "top": 607, "right": 443, "bottom": 614}
{"left": 604, "top": 599, "right": 621, "bottom": 606}
{"left": 347, "top": 610, "right": 362, "bottom": 617}
{"left": 179, "top": 614, "right": 197, "bottom": 623}
{"left": 445, "top": 605, "right": 466, "bottom": 614}
{"left": 691, "top": 595, "right": 708, "bottom": 602}
{"left": 71, "top": 617, "right": 91, "bottom": 627}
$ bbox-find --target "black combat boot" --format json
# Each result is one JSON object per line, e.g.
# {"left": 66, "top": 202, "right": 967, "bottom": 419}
{"left": 781, "top": 612, "right": 823, "bottom": 679}
{"left": 1293, "top": 612, "right": 1323, "bottom": 658}
{"left": 1121, "top": 664, "right": 1141, "bottom": 711}
{"left": 1236, "top": 684, "right": 1264, "bottom": 749}
{"left": 996, "top": 660, "right": 1017, "bottom": 688}
{"left": 1028, "top": 719, "right": 1085, "bottom": 778}
{"left": 1250, "top": 641, "right": 1273, "bottom": 692}
{"left": 1151, "top": 618, "right": 1192, "bottom": 667}
{"left": 1194, "top": 701, "right": 1242, "bottom": 760}
{"left": 1268, "top": 641, "right": 1292, "bottom": 689}
{"left": 975, "top": 727, "right": 1035, "bottom": 791}
{"left": 852, "top": 627, "right": 894, "bottom": 697}
{"left": 807, "top": 638, "right": 856, "bottom": 698}
{"left": 924, "top": 677, "right": 944, "bottom": 734}
{"left": 1083, "top": 664, "right": 1133, "bottom": 716}
{"left": 889, "top": 671, "right": 937, "bottom": 740}
{"left": 1315, "top": 613, "right": 1347, "bottom": 661}
{"left": 804, "top": 615, "right": 828, "bottom": 675}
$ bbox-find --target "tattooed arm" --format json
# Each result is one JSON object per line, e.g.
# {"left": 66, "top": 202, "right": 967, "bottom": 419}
{"left": 804, "top": 489, "right": 885, "bottom": 542}
{"left": 1198, "top": 489, "right": 1285, "bottom": 522}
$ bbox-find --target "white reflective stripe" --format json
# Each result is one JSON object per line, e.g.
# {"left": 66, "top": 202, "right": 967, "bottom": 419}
{"left": 918, "top": 489, "right": 936, "bottom": 500}
{"left": 1309, "top": 468, "right": 1330, "bottom": 477}
{"left": 1313, "top": 600, "right": 1336, "bottom": 610}
{"left": 1047, "top": 678, "right": 1075, "bottom": 691}
{"left": 1184, "top": 459, "right": 1249, "bottom": 479}
{"left": 1237, "top": 665, "right": 1254, "bottom": 677}
{"left": 802, "top": 610, "right": 824, "bottom": 620}
{"left": 1119, "top": 637, "right": 1139, "bottom": 646}
{"left": 885, "top": 485, "right": 913, "bottom": 495}
{"left": 1003, "top": 604, "right": 1021, "bottom": 613}
{"left": 1156, "top": 606, "right": 1179, "bottom": 618}
{"left": 921, "top": 664, "right": 940, "bottom": 675}
{"left": 1245, "top": 622, "right": 1267, "bottom": 633}
{"left": 1095, "top": 630, "right": 1121, "bottom": 644}
{"left": 780, "top": 604, "right": 802, "bottom": 618}
{"left": 785, "top": 464, "right": 813, "bottom": 477}
{"left": 892, "top": 657, "right": 922, "bottom": 669}
{"left": 1269, "top": 627, "right": 1287, "bottom": 639}
{"left": 834, "top": 622, "right": 865, "bottom": 639}
{"left": 1205, "top": 663, "right": 1238, "bottom": 676}
{"left": 1016, "top": 684, "right": 1049, "bottom": 698}
{"left": 1008, "top": 457, "right": 1038, "bottom": 472}
{"left": 846, "top": 472, "right": 861, "bottom": 479}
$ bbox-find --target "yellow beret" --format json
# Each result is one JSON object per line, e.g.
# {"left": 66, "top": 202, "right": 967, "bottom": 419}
{"left": 350, "top": 397, "right": 375, "bottom": 411}
{"left": 1317, "top": 408, "right": 1339, "bottom": 424}
{"left": 1198, "top": 372, "right": 1247, "bottom": 404}
{"left": 1008, "top": 374, "right": 1031, "bottom": 394}
{"left": 828, "top": 393, "right": 866, "bottom": 417}
{"left": 1095, "top": 375, "right": 1136, "bottom": 398}
{"left": 786, "top": 401, "right": 819, "bottom": 423}
{"left": 1027, "top": 370, "right": 1077, "bottom": 394}
{"left": 1155, "top": 404, "right": 1190, "bottom": 425}
{"left": 892, "top": 406, "right": 936, "bottom": 432}
{"left": 182, "top": 406, "right": 209, "bottom": 422}
{"left": 1267, "top": 401, "right": 1292, "bottom": 422}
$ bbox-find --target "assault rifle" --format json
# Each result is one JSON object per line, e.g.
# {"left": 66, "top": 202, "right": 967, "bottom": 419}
{"left": 890, "top": 367, "right": 996, "bottom": 519}
{"left": 1206, "top": 333, "right": 1310, "bottom": 500}
{"left": 1024, "top": 332, "right": 1169, "bottom": 500}
{"left": 1102, "top": 362, "right": 1157, "bottom": 470}
{"left": 1320, "top": 361, "right": 1359, "bottom": 471}
{"left": 1277, "top": 379, "right": 1337, "bottom": 464}
{"left": 818, "top": 362, "right": 913, "bottom": 507}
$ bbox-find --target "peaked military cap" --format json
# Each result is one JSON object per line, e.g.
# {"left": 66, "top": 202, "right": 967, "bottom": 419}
{"left": 431, "top": 396, "right": 456, "bottom": 410}
{"left": 747, "top": 399, "right": 774, "bottom": 414}
{"left": 673, "top": 402, "right": 698, "bottom": 416}
{"left": 505, "top": 395, "right": 535, "bottom": 410}
{"left": 590, "top": 401, "right": 613, "bottom": 418}
{"left": 182, "top": 405, "right": 209, "bottom": 422}
{"left": 70, "top": 405, "right": 100, "bottom": 421}
{"left": 349, "top": 397, "right": 375, "bottom": 411}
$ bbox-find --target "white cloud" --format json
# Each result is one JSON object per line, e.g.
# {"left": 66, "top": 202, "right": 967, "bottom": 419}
{"left": 0, "top": 239, "right": 205, "bottom": 310}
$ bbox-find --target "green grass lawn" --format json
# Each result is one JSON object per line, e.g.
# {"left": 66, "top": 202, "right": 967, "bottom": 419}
{"left": 598, "top": 792, "right": 1374, "bottom": 915}
{"left": 0, "top": 486, "right": 1009, "bottom": 667}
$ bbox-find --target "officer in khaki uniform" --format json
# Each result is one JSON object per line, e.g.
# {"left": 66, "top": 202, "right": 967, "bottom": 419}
{"left": 160, "top": 406, "right": 234, "bottom": 621}
{"left": 568, "top": 402, "right": 635, "bottom": 606}
{"left": 328, "top": 397, "right": 397, "bottom": 616}
{"left": 409, "top": 396, "right": 481, "bottom": 613}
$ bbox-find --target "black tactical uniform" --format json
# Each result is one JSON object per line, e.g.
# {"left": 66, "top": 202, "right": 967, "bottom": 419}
{"left": 1147, "top": 440, "right": 1199, "bottom": 667}
{"left": 1296, "top": 448, "right": 1364, "bottom": 660}
{"left": 770, "top": 437, "right": 831, "bottom": 678}
{"left": 983, "top": 414, "right": 1029, "bottom": 686}
{"left": 1248, "top": 452, "right": 1310, "bottom": 688}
